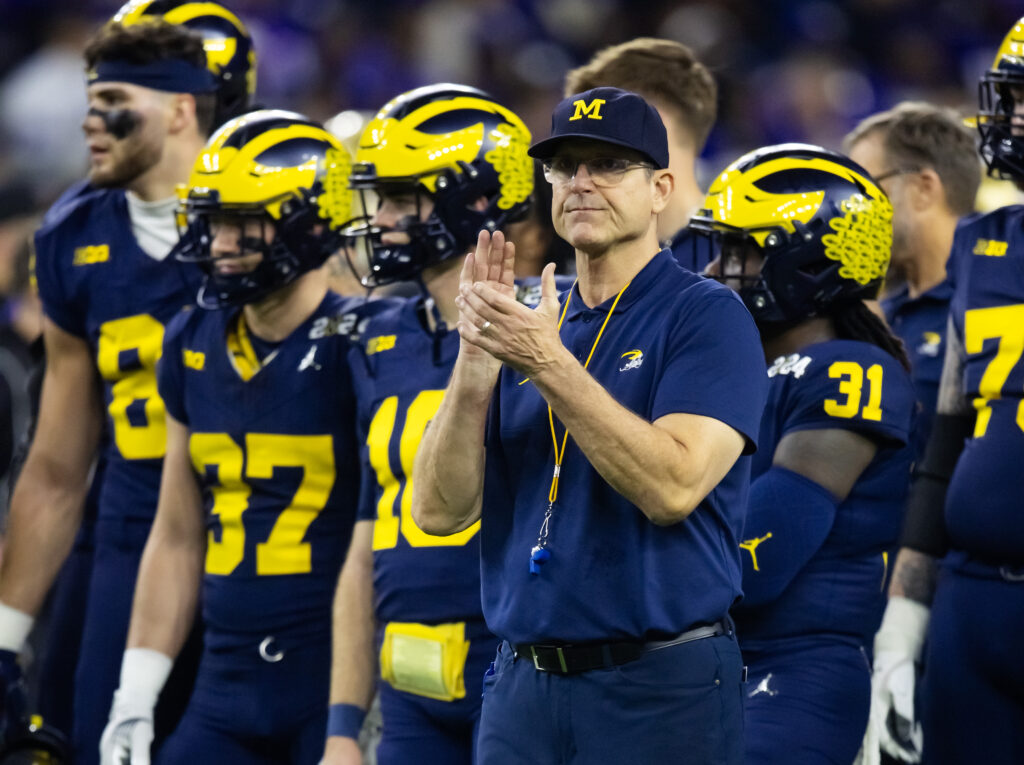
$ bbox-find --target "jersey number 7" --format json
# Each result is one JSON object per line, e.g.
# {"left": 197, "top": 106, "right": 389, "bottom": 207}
{"left": 964, "top": 304, "right": 1024, "bottom": 437}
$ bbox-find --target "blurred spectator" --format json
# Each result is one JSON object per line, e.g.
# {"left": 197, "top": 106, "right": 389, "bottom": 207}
{"left": 0, "top": 181, "right": 42, "bottom": 511}
{"left": 0, "top": 16, "right": 92, "bottom": 201}
{"left": 0, "top": 0, "right": 1019, "bottom": 218}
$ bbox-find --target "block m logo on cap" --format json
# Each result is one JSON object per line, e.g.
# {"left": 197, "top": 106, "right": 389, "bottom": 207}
{"left": 570, "top": 98, "right": 606, "bottom": 121}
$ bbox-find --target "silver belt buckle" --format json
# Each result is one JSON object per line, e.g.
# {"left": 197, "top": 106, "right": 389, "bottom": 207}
{"left": 530, "top": 645, "right": 569, "bottom": 672}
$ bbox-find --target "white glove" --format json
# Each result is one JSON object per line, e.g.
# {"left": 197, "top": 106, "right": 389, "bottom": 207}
{"left": 852, "top": 707, "right": 880, "bottom": 765}
{"left": 866, "top": 596, "right": 930, "bottom": 763}
{"left": 100, "top": 692, "right": 154, "bottom": 765}
{"left": 100, "top": 649, "right": 173, "bottom": 765}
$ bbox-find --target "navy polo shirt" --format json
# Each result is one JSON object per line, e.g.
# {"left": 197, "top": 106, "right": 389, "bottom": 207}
{"left": 480, "top": 249, "right": 768, "bottom": 645}
{"left": 881, "top": 278, "right": 952, "bottom": 453}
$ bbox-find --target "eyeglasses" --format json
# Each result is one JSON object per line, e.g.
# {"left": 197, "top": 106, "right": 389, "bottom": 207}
{"left": 542, "top": 156, "right": 653, "bottom": 187}
{"left": 872, "top": 167, "right": 920, "bottom": 184}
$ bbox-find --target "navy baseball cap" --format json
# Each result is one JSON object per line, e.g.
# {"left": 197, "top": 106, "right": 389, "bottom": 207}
{"left": 528, "top": 87, "right": 669, "bottom": 169}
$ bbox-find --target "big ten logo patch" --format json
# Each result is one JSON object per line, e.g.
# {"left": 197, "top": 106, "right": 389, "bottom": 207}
{"left": 972, "top": 239, "right": 1008, "bottom": 257}
{"left": 74, "top": 244, "right": 110, "bottom": 265}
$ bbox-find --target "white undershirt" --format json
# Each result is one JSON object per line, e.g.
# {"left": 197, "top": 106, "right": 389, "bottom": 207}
{"left": 125, "top": 191, "right": 180, "bottom": 261}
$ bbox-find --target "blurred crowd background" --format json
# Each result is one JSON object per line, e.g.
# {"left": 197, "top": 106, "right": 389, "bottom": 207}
{"left": 0, "top": 0, "right": 1021, "bottom": 361}
{"left": 2, "top": 0, "right": 1023, "bottom": 200}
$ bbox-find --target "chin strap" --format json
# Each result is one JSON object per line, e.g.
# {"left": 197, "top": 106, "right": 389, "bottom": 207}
{"left": 415, "top": 278, "right": 450, "bottom": 367}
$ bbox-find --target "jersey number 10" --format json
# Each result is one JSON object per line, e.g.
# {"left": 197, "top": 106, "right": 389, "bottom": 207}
{"left": 368, "top": 391, "right": 480, "bottom": 550}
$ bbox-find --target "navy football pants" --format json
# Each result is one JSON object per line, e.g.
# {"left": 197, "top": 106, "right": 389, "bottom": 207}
{"left": 72, "top": 517, "right": 200, "bottom": 765}
{"left": 476, "top": 633, "right": 744, "bottom": 765}
{"left": 157, "top": 633, "right": 330, "bottom": 765}
{"left": 742, "top": 635, "right": 870, "bottom": 765}
{"left": 376, "top": 627, "right": 495, "bottom": 765}
{"left": 921, "top": 565, "right": 1024, "bottom": 764}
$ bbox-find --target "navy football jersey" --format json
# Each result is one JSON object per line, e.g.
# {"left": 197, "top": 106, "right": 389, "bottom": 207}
{"left": 34, "top": 189, "right": 203, "bottom": 523}
{"left": 944, "top": 206, "right": 1024, "bottom": 564}
{"left": 158, "top": 292, "right": 370, "bottom": 647}
{"left": 351, "top": 297, "right": 481, "bottom": 625}
{"left": 735, "top": 340, "right": 915, "bottom": 644}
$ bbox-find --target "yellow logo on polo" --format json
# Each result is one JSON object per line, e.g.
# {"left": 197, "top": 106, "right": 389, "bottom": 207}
{"left": 619, "top": 349, "right": 644, "bottom": 372}
{"left": 917, "top": 331, "right": 942, "bottom": 358}
{"left": 367, "top": 335, "right": 397, "bottom": 355}
{"left": 570, "top": 98, "right": 606, "bottom": 121}
{"left": 183, "top": 349, "right": 205, "bottom": 370}
{"left": 973, "top": 239, "right": 1008, "bottom": 256}
{"left": 73, "top": 245, "right": 110, "bottom": 265}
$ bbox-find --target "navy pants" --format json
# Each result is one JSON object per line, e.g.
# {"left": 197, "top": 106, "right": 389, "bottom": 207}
{"left": 742, "top": 635, "right": 870, "bottom": 765}
{"left": 477, "top": 634, "right": 744, "bottom": 765}
{"left": 157, "top": 632, "right": 329, "bottom": 765}
{"left": 72, "top": 517, "right": 200, "bottom": 765}
{"left": 921, "top": 564, "right": 1024, "bottom": 764}
{"left": 376, "top": 625, "right": 496, "bottom": 765}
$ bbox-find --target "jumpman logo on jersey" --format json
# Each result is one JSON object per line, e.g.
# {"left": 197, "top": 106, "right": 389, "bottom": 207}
{"left": 748, "top": 673, "right": 778, "bottom": 698}
{"left": 298, "top": 345, "right": 321, "bottom": 372}
{"left": 739, "top": 532, "right": 773, "bottom": 572}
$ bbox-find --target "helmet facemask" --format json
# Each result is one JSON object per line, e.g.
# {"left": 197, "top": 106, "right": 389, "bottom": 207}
{"left": 978, "top": 75, "right": 1024, "bottom": 180}
{"left": 977, "top": 17, "right": 1024, "bottom": 180}
{"left": 176, "top": 185, "right": 343, "bottom": 309}
{"left": 344, "top": 162, "right": 528, "bottom": 288}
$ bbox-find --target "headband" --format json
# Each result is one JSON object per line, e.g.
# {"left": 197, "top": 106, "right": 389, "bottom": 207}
{"left": 87, "top": 58, "right": 216, "bottom": 94}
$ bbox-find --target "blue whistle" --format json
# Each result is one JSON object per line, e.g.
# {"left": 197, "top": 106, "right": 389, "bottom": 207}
{"left": 529, "top": 545, "right": 550, "bottom": 575}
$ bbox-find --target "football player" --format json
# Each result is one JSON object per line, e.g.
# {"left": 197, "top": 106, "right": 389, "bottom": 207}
{"left": 692, "top": 144, "right": 916, "bottom": 764}
{"left": 322, "top": 84, "right": 535, "bottom": 765}
{"left": 862, "top": 16, "right": 1024, "bottom": 765}
{"left": 564, "top": 37, "right": 718, "bottom": 273}
{"left": 844, "top": 102, "right": 981, "bottom": 454}
{"left": 101, "top": 109, "right": 375, "bottom": 765}
{"left": 0, "top": 8, "right": 255, "bottom": 764}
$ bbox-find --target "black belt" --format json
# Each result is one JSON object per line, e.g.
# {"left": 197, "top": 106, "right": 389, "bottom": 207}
{"left": 514, "top": 620, "right": 730, "bottom": 675}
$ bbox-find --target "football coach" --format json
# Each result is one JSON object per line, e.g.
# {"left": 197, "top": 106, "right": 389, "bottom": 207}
{"left": 412, "top": 87, "right": 767, "bottom": 764}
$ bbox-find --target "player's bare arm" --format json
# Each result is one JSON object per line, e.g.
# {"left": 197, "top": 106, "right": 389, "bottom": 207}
{"left": 935, "top": 316, "right": 970, "bottom": 417}
{"left": 0, "top": 318, "right": 103, "bottom": 615}
{"left": 125, "top": 414, "right": 204, "bottom": 657}
{"left": 323, "top": 520, "right": 376, "bottom": 765}
{"left": 411, "top": 231, "right": 514, "bottom": 536}
{"left": 773, "top": 428, "right": 879, "bottom": 501}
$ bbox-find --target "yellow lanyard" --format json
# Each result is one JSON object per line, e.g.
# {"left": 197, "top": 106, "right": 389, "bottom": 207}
{"left": 531, "top": 278, "right": 630, "bottom": 574}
